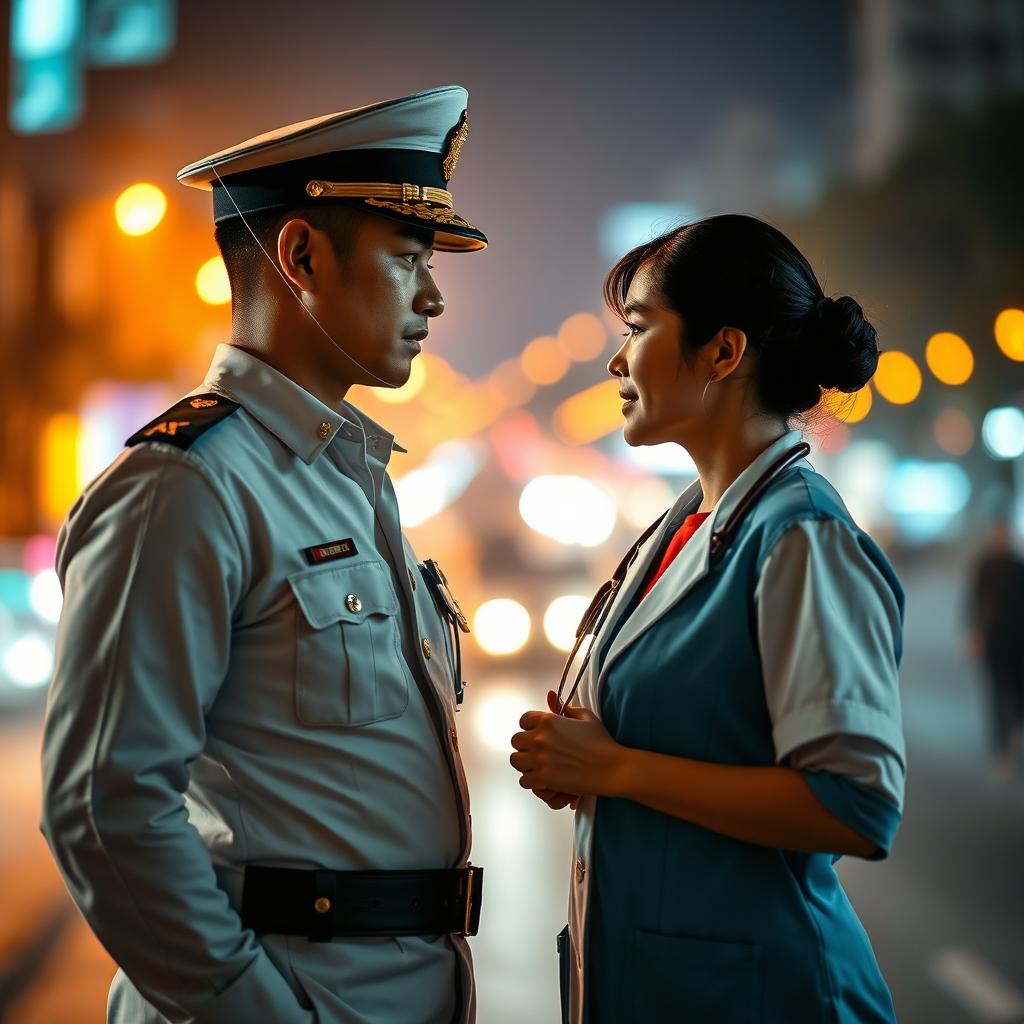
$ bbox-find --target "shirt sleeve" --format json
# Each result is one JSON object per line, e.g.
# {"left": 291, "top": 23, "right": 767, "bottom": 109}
{"left": 755, "top": 518, "right": 906, "bottom": 815}
{"left": 40, "top": 445, "right": 311, "bottom": 1024}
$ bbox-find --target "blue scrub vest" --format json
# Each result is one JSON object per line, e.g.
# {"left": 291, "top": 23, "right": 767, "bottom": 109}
{"left": 582, "top": 464, "right": 904, "bottom": 1024}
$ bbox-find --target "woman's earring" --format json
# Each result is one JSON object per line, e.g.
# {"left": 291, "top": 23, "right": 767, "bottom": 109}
{"left": 701, "top": 374, "right": 718, "bottom": 414}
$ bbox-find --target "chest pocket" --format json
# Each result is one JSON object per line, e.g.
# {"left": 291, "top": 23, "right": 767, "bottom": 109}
{"left": 288, "top": 561, "right": 410, "bottom": 726}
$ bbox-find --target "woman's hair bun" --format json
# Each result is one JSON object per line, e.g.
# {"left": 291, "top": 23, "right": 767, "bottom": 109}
{"left": 811, "top": 295, "right": 879, "bottom": 394}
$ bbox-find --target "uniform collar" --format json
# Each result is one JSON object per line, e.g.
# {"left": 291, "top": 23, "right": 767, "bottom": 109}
{"left": 596, "top": 429, "right": 807, "bottom": 684}
{"left": 705, "top": 428, "right": 806, "bottom": 534}
{"left": 203, "top": 343, "right": 406, "bottom": 464}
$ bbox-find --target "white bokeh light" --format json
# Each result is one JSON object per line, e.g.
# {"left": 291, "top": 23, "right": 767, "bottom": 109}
{"left": 393, "top": 440, "right": 484, "bottom": 528}
{"left": 473, "top": 687, "right": 533, "bottom": 752}
{"left": 981, "top": 407, "right": 1024, "bottom": 460}
{"left": 393, "top": 467, "right": 448, "bottom": 528}
{"left": 473, "top": 599, "right": 531, "bottom": 656}
{"left": 3, "top": 632, "right": 54, "bottom": 688}
{"left": 29, "top": 569, "right": 63, "bottom": 623}
{"left": 519, "top": 476, "right": 616, "bottom": 547}
{"left": 543, "top": 595, "right": 591, "bottom": 652}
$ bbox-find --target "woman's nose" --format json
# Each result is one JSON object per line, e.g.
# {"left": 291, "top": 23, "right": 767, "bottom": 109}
{"left": 607, "top": 341, "right": 628, "bottom": 378}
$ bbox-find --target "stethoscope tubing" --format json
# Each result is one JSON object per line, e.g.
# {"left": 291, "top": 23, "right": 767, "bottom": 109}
{"left": 555, "top": 441, "right": 811, "bottom": 715}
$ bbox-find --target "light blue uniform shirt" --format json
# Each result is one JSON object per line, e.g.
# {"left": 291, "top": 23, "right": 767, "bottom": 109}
{"left": 42, "top": 344, "right": 474, "bottom": 1024}
{"left": 565, "top": 431, "right": 905, "bottom": 1024}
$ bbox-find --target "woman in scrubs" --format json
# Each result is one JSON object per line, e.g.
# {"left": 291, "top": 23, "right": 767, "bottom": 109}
{"left": 511, "top": 215, "right": 905, "bottom": 1023}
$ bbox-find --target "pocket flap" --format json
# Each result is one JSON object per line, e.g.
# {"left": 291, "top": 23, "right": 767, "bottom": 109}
{"left": 288, "top": 561, "right": 399, "bottom": 628}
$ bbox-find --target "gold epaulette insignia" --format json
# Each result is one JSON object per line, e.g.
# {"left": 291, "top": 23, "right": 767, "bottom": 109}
{"left": 125, "top": 393, "right": 240, "bottom": 451}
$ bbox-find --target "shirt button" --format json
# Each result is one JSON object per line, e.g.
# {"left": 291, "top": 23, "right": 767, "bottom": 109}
{"left": 422, "top": 637, "right": 433, "bottom": 660}
{"left": 318, "top": 421, "right": 331, "bottom": 440}
{"left": 450, "top": 725, "right": 459, "bottom": 751}
{"left": 314, "top": 897, "right": 332, "bottom": 914}
{"left": 345, "top": 594, "right": 362, "bottom": 613}
{"left": 575, "top": 857, "right": 586, "bottom": 884}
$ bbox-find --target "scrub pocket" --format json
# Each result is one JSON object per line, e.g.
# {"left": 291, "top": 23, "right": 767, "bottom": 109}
{"left": 288, "top": 561, "right": 409, "bottom": 726}
{"left": 626, "top": 929, "right": 761, "bottom": 1023}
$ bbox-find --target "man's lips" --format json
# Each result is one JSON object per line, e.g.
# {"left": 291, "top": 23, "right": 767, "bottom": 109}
{"left": 404, "top": 328, "right": 429, "bottom": 343}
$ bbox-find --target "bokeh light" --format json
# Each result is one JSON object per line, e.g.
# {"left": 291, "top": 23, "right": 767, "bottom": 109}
{"left": 473, "top": 686, "right": 532, "bottom": 752}
{"left": 393, "top": 466, "right": 447, "bottom": 527}
{"left": 553, "top": 380, "right": 622, "bottom": 444}
{"left": 521, "top": 336, "right": 571, "bottom": 386}
{"left": 822, "top": 385, "right": 873, "bottom": 424}
{"left": 195, "top": 256, "right": 231, "bottom": 305}
{"left": 2, "top": 632, "right": 54, "bottom": 689}
{"left": 473, "top": 599, "right": 531, "bottom": 656}
{"left": 40, "top": 413, "right": 81, "bottom": 524}
{"left": 981, "top": 407, "right": 1024, "bottom": 460}
{"left": 884, "top": 460, "right": 971, "bottom": 544}
{"left": 519, "top": 475, "right": 617, "bottom": 547}
{"left": 488, "top": 358, "right": 538, "bottom": 408}
{"left": 874, "top": 352, "right": 922, "bottom": 405}
{"left": 994, "top": 309, "right": 1024, "bottom": 362}
{"left": 557, "top": 313, "right": 607, "bottom": 362}
{"left": 114, "top": 182, "right": 167, "bottom": 236}
{"left": 21, "top": 534, "right": 57, "bottom": 576}
{"left": 817, "top": 421, "right": 852, "bottom": 455}
{"left": 543, "top": 595, "right": 591, "bottom": 652}
{"left": 925, "top": 332, "right": 974, "bottom": 386}
{"left": 933, "top": 408, "right": 974, "bottom": 456}
{"left": 29, "top": 569, "right": 63, "bottom": 624}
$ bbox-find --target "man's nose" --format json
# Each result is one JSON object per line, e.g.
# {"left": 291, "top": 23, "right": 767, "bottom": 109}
{"left": 417, "top": 283, "right": 445, "bottom": 318}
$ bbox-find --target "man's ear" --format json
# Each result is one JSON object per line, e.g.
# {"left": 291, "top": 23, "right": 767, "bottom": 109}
{"left": 276, "top": 218, "right": 315, "bottom": 291}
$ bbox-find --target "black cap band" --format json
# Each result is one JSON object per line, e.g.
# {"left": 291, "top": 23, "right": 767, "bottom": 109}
{"left": 212, "top": 147, "right": 445, "bottom": 223}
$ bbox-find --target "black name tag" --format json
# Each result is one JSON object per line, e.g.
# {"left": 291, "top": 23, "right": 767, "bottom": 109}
{"left": 302, "top": 539, "right": 358, "bottom": 565}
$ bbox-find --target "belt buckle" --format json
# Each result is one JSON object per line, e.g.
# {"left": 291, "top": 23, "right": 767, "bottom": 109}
{"left": 458, "top": 865, "right": 483, "bottom": 937}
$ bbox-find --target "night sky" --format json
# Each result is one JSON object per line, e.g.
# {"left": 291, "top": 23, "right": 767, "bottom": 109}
{"left": 8, "top": 0, "right": 854, "bottom": 375}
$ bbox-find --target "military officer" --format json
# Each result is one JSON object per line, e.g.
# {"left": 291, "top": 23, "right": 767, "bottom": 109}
{"left": 41, "top": 85, "right": 485, "bottom": 1024}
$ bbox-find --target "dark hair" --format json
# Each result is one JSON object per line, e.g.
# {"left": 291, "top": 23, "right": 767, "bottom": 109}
{"left": 214, "top": 203, "right": 366, "bottom": 304}
{"left": 603, "top": 214, "right": 878, "bottom": 420}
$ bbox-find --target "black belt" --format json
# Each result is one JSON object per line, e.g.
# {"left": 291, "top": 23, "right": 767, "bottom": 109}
{"left": 241, "top": 865, "right": 483, "bottom": 942}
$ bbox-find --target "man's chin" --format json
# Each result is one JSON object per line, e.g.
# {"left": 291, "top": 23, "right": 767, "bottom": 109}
{"left": 369, "top": 359, "right": 412, "bottom": 392}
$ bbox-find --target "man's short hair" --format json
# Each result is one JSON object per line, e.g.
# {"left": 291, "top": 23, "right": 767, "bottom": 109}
{"left": 214, "top": 204, "right": 365, "bottom": 303}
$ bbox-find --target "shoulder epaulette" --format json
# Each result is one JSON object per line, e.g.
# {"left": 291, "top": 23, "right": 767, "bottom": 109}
{"left": 125, "top": 393, "right": 241, "bottom": 450}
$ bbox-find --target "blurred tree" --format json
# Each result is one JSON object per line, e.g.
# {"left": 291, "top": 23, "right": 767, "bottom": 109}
{"left": 794, "top": 99, "right": 1024, "bottom": 415}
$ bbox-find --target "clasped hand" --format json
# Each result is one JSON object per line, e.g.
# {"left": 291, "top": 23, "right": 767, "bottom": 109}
{"left": 509, "top": 690, "right": 622, "bottom": 809}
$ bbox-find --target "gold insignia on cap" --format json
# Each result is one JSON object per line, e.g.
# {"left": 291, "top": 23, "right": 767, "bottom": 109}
{"left": 363, "top": 198, "right": 478, "bottom": 231}
{"left": 190, "top": 398, "right": 218, "bottom": 409}
{"left": 442, "top": 110, "right": 469, "bottom": 183}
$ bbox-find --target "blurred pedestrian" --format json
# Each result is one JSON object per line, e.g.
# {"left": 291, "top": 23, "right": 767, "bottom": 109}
{"left": 965, "top": 516, "right": 1024, "bottom": 780}
{"left": 512, "top": 215, "right": 905, "bottom": 1023}
{"left": 41, "top": 86, "right": 484, "bottom": 1024}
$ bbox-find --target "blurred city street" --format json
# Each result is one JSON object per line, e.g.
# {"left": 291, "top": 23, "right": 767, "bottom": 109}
{"left": 2, "top": 556, "right": 1023, "bottom": 1024}
{"left": 3, "top": 2, "right": 1024, "bottom": 1023}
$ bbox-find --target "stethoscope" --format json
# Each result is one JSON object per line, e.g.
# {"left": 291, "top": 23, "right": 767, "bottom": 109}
{"left": 554, "top": 441, "right": 811, "bottom": 714}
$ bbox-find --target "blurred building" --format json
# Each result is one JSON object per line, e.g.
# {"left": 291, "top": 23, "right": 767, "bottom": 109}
{"left": 853, "top": 0, "right": 1024, "bottom": 177}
